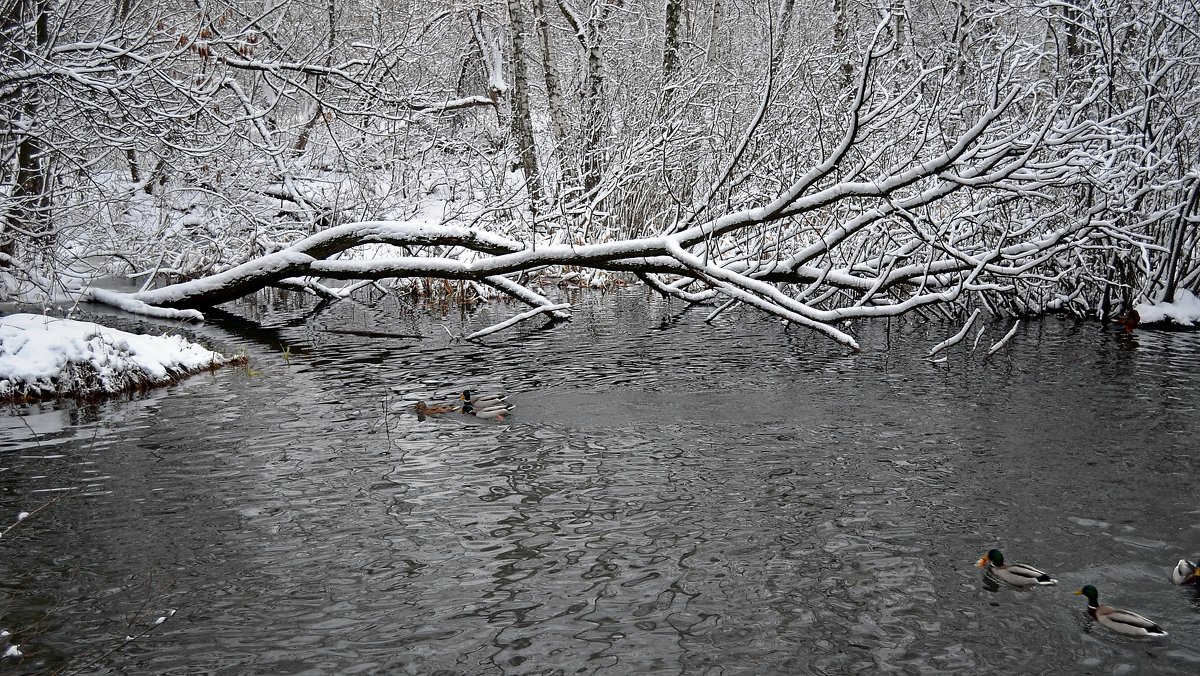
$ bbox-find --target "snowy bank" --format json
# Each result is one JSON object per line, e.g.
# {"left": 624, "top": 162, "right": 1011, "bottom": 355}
{"left": 1134, "top": 289, "right": 1200, "bottom": 328}
{"left": 0, "top": 314, "right": 244, "bottom": 403}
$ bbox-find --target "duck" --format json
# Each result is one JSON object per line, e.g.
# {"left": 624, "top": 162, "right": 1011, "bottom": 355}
{"left": 1115, "top": 308, "right": 1140, "bottom": 333}
{"left": 976, "top": 549, "right": 1057, "bottom": 587}
{"left": 461, "top": 399, "right": 512, "bottom": 421}
{"left": 414, "top": 400, "right": 458, "bottom": 416}
{"left": 461, "top": 389, "right": 507, "bottom": 407}
{"left": 1074, "top": 585, "right": 1167, "bottom": 637}
{"left": 1171, "top": 557, "right": 1199, "bottom": 585}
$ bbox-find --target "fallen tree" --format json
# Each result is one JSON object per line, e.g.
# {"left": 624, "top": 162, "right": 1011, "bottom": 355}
{"left": 85, "top": 30, "right": 1117, "bottom": 349}
{"left": 4, "top": 4, "right": 1192, "bottom": 348}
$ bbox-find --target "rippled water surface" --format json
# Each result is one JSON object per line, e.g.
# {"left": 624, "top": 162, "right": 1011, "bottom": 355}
{"left": 2, "top": 290, "right": 1199, "bottom": 674}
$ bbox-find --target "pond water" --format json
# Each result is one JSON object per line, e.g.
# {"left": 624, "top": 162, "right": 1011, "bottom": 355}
{"left": 2, "top": 290, "right": 1199, "bottom": 674}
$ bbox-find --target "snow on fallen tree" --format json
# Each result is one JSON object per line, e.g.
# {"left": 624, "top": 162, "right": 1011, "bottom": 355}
{"left": 71, "top": 24, "right": 1159, "bottom": 348}
{"left": 4, "top": 7, "right": 1199, "bottom": 351}
{"left": 0, "top": 314, "right": 245, "bottom": 404}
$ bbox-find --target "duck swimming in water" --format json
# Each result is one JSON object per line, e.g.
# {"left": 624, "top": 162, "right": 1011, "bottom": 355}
{"left": 414, "top": 401, "right": 458, "bottom": 416}
{"left": 1171, "top": 557, "right": 1199, "bottom": 585}
{"left": 1074, "top": 585, "right": 1167, "bottom": 637}
{"left": 461, "top": 390, "right": 507, "bottom": 407}
{"left": 462, "top": 399, "right": 512, "bottom": 421}
{"left": 976, "top": 549, "right": 1057, "bottom": 587}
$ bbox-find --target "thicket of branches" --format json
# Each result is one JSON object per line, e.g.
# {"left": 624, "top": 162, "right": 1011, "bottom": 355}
{"left": 2, "top": 0, "right": 1198, "bottom": 342}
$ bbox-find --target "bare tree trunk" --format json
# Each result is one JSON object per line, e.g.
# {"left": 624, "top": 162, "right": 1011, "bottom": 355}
{"left": 294, "top": 0, "right": 338, "bottom": 154}
{"left": 773, "top": 0, "right": 796, "bottom": 62}
{"left": 832, "top": 0, "right": 852, "bottom": 80}
{"left": 112, "top": 0, "right": 144, "bottom": 188}
{"left": 1163, "top": 179, "right": 1200, "bottom": 301}
{"left": 557, "top": 0, "right": 607, "bottom": 194}
{"left": 949, "top": 0, "right": 970, "bottom": 84}
{"left": 705, "top": 0, "right": 723, "bottom": 65}
{"left": 579, "top": 33, "right": 605, "bottom": 193}
{"left": 507, "top": 0, "right": 543, "bottom": 212}
{"left": 663, "top": 0, "right": 684, "bottom": 88}
{"left": 532, "top": 0, "right": 570, "bottom": 188}
{"left": 1064, "top": 0, "right": 1084, "bottom": 58}
{"left": 1039, "top": 7, "right": 1057, "bottom": 82}
{"left": 3, "top": 0, "right": 52, "bottom": 263}
{"left": 890, "top": 0, "right": 909, "bottom": 50}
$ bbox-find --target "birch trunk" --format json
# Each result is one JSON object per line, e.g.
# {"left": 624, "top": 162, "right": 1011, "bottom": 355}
{"left": 532, "top": 0, "right": 570, "bottom": 186}
{"left": 507, "top": 0, "right": 543, "bottom": 212}
{"left": 705, "top": 0, "right": 723, "bottom": 65}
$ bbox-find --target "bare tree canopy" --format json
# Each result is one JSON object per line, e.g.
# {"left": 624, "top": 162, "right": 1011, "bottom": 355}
{"left": 3, "top": 0, "right": 1198, "bottom": 344}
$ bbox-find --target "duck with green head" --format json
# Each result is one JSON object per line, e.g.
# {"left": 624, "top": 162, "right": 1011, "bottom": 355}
{"left": 976, "top": 549, "right": 1057, "bottom": 587}
{"left": 1074, "top": 585, "right": 1167, "bottom": 637}
{"left": 462, "top": 399, "right": 512, "bottom": 421}
{"left": 461, "top": 390, "right": 507, "bottom": 407}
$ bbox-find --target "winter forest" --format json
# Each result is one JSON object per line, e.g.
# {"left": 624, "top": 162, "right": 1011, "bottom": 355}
{"left": 7, "top": 2, "right": 1200, "bottom": 671}
{"left": 3, "top": 0, "right": 1199, "bottom": 345}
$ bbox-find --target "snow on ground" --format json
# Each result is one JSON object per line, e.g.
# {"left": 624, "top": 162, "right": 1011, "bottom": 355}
{"left": 1135, "top": 289, "right": 1200, "bottom": 327}
{"left": 0, "top": 314, "right": 242, "bottom": 403}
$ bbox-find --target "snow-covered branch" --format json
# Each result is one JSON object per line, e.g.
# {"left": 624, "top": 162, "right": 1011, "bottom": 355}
{"left": 6, "top": 0, "right": 1198, "bottom": 344}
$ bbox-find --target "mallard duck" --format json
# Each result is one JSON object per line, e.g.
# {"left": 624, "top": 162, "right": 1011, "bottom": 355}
{"left": 461, "top": 389, "right": 507, "bottom": 406}
{"left": 1115, "top": 308, "right": 1140, "bottom": 333}
{"left": 462, "top": 399, "right": 512, "bottom": 421}
{"left": 1074, "top": 585, "right": 1167, "bottom": 637}
{"left": 414, "top": 400, "right": 458, "bottom": 415}
{"left": 1171, "top": 557, "right": 1199, "bottom": 585}
{"left": 976, "top": 549, "right": 1057, "bottom": 587}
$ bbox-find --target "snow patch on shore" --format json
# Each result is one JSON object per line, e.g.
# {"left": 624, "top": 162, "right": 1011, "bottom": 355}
{"left": 0, "top": 314, "right": 240, "bottom": 402}
{"left": 1135, "top": 289, "right": 1200, "bottom": 326}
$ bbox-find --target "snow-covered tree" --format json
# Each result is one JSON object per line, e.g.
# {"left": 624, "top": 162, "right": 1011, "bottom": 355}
{"left": 1, "top": 0, "right": 1197, "bottom": 343}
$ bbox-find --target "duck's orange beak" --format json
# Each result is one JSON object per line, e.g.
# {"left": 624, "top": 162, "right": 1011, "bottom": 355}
{"left": 1072, "top": 589, "right": 1084, "bottom": 595}
{"left": 976, "top": 555, "right": 988, "bottom": 568}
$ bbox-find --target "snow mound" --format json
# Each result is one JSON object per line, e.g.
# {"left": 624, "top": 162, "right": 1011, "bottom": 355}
{"left": 0, "top": 314, "right": 242, "bottom": 402}
{"left": 1135, "top": 289, "right": 1200, "bottom": 327}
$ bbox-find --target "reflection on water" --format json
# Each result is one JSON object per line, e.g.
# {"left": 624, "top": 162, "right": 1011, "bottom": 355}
{"left": 2, "top": 291, "right": 1199, "bottom": 674}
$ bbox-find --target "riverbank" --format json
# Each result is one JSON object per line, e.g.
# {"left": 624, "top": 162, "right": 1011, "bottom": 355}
{"left": 0, "top": 314, "right": 245, "bottom": 404}
{"left": 1134, "top": 289, "right": 1200, "bottom": 329}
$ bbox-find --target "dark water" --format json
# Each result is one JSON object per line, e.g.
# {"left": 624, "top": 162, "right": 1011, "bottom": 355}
{"left": 2, "top": 290, "right": 1199, "bottom": 674}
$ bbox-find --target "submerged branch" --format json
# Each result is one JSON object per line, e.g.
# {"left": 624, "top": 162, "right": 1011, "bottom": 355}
{"left": 985, "top": 321, "right": 1022, "bottom": 358}
{"left": 463, "top": 303, "right": 572, "bottom": 341}
{"left": 927, "top": 308, "right": 982, "bottom": 358}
